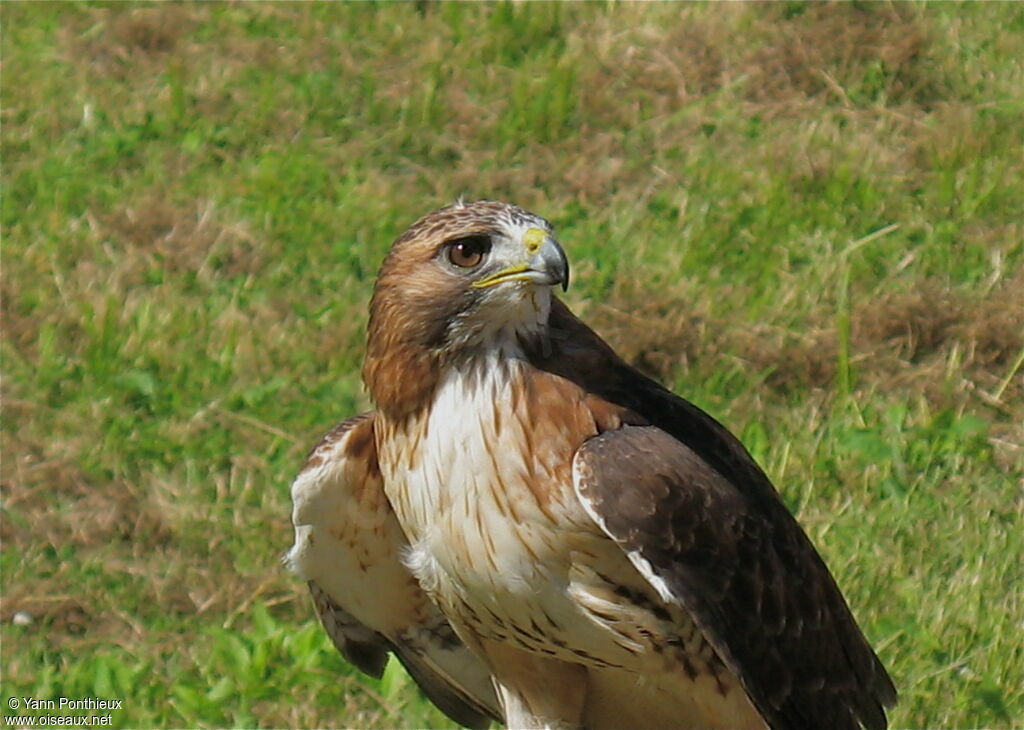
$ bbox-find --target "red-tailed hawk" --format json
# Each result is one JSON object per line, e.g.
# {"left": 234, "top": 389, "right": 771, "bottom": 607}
{"left": 287, "top": 200, "right": 896, "bottom": 729}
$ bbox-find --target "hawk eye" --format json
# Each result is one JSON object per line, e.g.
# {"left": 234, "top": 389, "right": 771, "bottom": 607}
{"left": 446, "top": 235, "right": 491, "bottom": 269}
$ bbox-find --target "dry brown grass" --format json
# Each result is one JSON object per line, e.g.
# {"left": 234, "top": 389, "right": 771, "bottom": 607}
{"left": 589, "top": 269, "right": 1023, "bottom": 420}
{"left": 746, "top": 3, "right": 943, "bottom": 108}
{"left": 58, "top": 5, "right": 197, "bottom": 78}
{"left": 99, "top": 194, "right": 268, "bottom": 280}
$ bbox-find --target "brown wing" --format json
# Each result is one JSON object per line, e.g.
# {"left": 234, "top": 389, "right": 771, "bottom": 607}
{"left": 573, "top": 424, "right": 896, "bottom": 730}
{"left": 287, "top": 413, "right": 501, "bottom": 729}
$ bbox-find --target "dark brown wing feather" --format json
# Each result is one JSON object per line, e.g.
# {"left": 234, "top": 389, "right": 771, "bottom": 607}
{"left": 309, "top": 579, "right": 389, "bottom": 678}
{"left": 526, "top": 300, "right": 897, "bottom": 730}
{"left": 310, "top": 579, "right": 498, "bottom": 730}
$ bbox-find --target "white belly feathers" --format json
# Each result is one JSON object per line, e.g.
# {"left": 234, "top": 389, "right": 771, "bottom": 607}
{"left": 375, "top": 355, "right": 683, "bottom": 673}
{"left": 378, "top": 357, "right": 588, "bottom": 645}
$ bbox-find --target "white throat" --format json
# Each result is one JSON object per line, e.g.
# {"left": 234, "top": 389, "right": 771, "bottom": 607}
{"left": 449, "top": 285, "right": 553, "bottom": 360}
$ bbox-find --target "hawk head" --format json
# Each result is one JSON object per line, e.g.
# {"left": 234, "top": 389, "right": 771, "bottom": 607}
{"left": 363, "top": 200, "right": 569, "bottom": 418}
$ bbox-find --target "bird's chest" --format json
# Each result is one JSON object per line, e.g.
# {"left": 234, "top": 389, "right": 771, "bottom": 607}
{"left": 377, "top": 364, "right": 594, "bottom": 642}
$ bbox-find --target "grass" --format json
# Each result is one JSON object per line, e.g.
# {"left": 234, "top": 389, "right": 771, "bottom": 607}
{"left": 2, "top": 2, "right": 1022, "bottom": 728}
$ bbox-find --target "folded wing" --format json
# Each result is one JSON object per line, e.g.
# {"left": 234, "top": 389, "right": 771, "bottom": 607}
{"left": 574, "top": 425, "right": 897, "bottom": 730}
{"left": 287, "top": 413, "right": 500, "bottom": 729}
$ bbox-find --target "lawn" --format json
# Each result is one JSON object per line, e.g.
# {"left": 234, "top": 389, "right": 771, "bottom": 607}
{"left": 2, "top": 3, "right": 1021, "bottom": 728}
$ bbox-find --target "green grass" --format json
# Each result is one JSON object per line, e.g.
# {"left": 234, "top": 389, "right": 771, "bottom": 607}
{"left": 2, "top": 3, "right": 1022, "bottom": 728}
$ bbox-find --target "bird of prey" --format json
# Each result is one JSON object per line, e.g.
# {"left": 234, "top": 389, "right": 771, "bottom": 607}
{"left": 287, "top": 200, "right": 896, "bottom": 730}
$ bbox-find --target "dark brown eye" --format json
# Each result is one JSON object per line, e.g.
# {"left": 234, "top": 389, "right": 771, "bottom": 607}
{"left": 446, "top": 235, "right": 491, "bottom": 268}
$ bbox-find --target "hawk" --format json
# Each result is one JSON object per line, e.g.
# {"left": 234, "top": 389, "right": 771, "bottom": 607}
{"left": 287, "top": 200, "right": 896, "bottom": 730}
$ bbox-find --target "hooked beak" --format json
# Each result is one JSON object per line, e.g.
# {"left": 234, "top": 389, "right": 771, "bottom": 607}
{"left": 472, "top": 228, "right": 570, "bottom": 292}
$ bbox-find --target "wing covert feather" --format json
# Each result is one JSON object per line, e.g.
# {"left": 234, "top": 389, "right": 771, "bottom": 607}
{"left": 287, "top": 413, "right": 500, "bottom": 729}
{"left": 573, "top": 425, "right": 896, "bottom": 730}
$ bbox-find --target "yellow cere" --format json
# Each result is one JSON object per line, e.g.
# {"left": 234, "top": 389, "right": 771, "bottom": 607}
{"left": 523, "top": 227, "right": 547, "bottom": 255}
{"left": 470, "top": 229, "right": 549, "bottom": 288}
